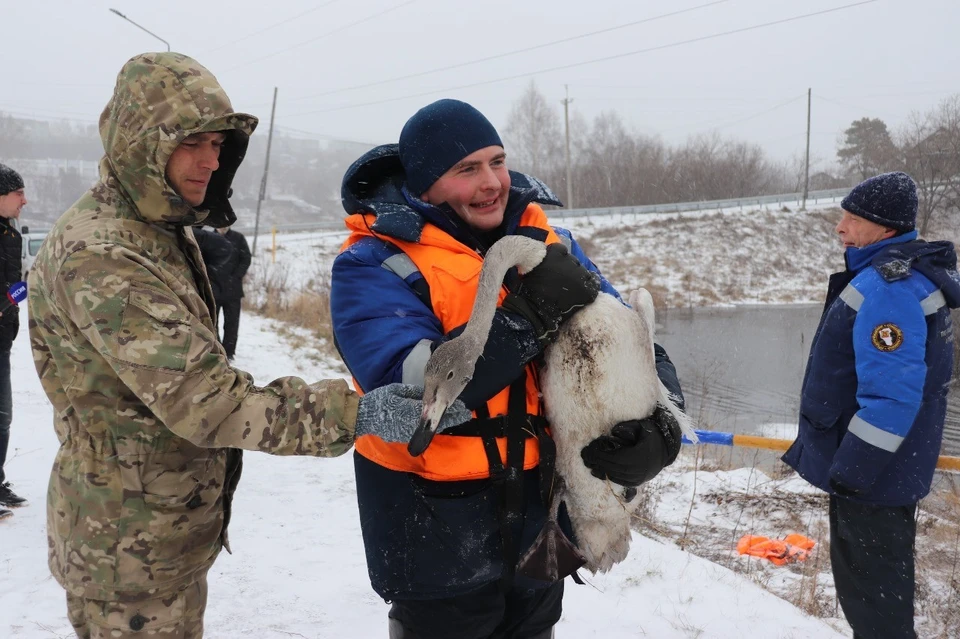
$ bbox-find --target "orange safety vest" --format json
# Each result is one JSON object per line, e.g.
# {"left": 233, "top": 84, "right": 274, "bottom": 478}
{"left": 340, "top": 203, "right": 562, "bottom": 481}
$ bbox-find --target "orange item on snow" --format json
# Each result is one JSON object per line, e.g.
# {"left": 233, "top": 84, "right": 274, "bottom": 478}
{"left": 737, "top": 534, "right": 816, "bottom": 566}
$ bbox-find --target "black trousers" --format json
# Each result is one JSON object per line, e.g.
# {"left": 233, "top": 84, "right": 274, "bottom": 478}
{"left": 215, "top": 299, "right": 242, "bottom": 358}
{"left": 0, "top": 346, "right": 11, "bottom": 484}
{"left": 388, "top": 580, "right": 563, "bottom": 639}
{"left": 829, "top": 495, "right": 917, "bottom": 639}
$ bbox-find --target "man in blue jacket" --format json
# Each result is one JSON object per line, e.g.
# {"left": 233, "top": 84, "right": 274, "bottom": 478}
{"left": 331, "top": 99, "right": 686, "bottom": 639}
{"left": 783, "top": 171, "right": 960, "bottom": 639}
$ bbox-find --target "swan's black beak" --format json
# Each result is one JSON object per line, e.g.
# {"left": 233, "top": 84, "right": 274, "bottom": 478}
{"left": 408, "top": 400, "right": 445, "bottom": 456}
{"left": 407, "top": 419, "right": 437, "bottom": 457}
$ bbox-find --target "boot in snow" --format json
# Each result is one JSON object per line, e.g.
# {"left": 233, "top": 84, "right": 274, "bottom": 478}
{"left": 0, "top": 482, "right": 26, "bottom": 507}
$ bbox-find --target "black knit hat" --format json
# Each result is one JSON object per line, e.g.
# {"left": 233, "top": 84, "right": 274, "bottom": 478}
{"left": 0, "top": 164, "right": 24, "bottom": 196}
{"left": 841, "top": 171, "right": 918, "bottom": 232}
{"left": 399, "top": 99, "right": 503, "bottom": 196}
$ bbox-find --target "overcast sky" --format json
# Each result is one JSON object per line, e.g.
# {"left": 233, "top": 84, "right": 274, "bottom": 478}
{"left": 5, "top": 0, "right": 959, "bottom": 172}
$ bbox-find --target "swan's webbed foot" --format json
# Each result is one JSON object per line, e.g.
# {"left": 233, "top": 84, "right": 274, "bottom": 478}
{"left": 516, "top": 519, "right": 586, "bottom": 583}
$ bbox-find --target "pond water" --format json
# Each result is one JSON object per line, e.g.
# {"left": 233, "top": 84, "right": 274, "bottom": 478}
{"left": 656, "top": 304, "right": 960, "bottom": 457}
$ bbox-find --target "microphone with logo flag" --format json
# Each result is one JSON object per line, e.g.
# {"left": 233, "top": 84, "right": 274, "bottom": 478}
{"left": 0, "top": 281, "right": 27, "bottom": 315}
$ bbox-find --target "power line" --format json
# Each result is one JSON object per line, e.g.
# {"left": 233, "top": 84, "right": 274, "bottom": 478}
{"left": 814, "top": 94, "right": 875, "bottom": 111}
{"left": 813, "top": 94, "right": 899, "bottom": 119}
{"left": 568, "top": 84, "right": 757, "bottom": 94}
{"left": 766, "top": 131, "right": 837, "bottom": 145}
{"left": 6, "top": 81, "right": 110, "bottom": 89}
{"left": 856, "top": 90, "right": 957, "bottom": 99}
{"left": 0, "top": 106, "right": 100, "bottom": 124}
{"left": 223, "top": 0, "right": 419, "bottom": 72}
{"left": 272, "top": 124, "right": 377, "bottom": 147}
{"left": 711, "top": 95, "right": 808, "bottom": 131}
{"left": 283, "top": 0, "right": 729, "bottom": 104}
{"left": 658, "top": 94, "right": 806, "bottom": 134}
{"left": 565, "top": 85, "right": 953, "bottom": 102}
{"left": 285, "top": 0, "right": 879, "bottom": 118}
{"left": 570, "top": 92, "right": 764, "bottom": 102}
{"left": 207, "top": 0, "right": 344, "bottom": 53}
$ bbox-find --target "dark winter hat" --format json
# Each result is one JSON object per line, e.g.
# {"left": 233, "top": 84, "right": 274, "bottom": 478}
{"left": 0, "top": 164, "right": 24, "bottom": 196}
{"left": 399, "top": 99, "right": 503, "bottom": 196}
{"left": 841, "top": 171, "right": 918, "bottom": 232}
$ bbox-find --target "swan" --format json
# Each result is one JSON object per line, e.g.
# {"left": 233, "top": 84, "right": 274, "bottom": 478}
{"left": 409, "top": 234, "right": 696, "bottom": 576}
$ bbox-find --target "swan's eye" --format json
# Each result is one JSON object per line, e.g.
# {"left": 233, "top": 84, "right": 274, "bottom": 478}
{"left": 446, "top": 371, "right": 455, "bottom": 381}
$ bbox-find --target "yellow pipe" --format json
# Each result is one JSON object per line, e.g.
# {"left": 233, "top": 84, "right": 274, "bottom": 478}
{"left": 728, "top": 433, "right": 960, "bottom": 473}
{"left": 731, "top": 434, "right": 793, "bottom": 453}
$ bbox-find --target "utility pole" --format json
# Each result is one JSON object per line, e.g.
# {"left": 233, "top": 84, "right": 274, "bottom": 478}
{"left": 251, "top": 87, "right": 278, "bottom": 257}
{"left": 802, "top": 87, "right": 811, "bottom": 210}
{"left": 561, "top": 85, "right": 574, "bottom": 208}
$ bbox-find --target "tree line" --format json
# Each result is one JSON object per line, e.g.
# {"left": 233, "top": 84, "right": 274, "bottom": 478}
{"left": 504, "top": 82, "right": 806, "bottom": 209}
{"left": 504, "top": 82, "right": 960, "bottom": 230}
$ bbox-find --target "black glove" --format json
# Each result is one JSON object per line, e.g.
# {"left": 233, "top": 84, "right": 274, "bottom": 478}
{"left": 501, "top": 243, "right": 600, "bottom": 346}
{"left": 580, "top": 404, "right": 683, "bottom": 487}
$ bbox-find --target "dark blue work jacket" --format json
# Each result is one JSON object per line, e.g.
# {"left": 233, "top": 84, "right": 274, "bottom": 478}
{"left": 783, "top": 232, "right": 960, "bottom": 505}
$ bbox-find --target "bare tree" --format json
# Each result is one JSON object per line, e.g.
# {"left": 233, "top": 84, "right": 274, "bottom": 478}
{"left": 930, "top": 96, "right": 960, "bottom": 225}
{"left": 503, "top": 81, "right": 563, "bottom": 179}
{"left": 574, "top": 111, "right": 636, "bottom": 206}
{"left": 726, "top": 141, "right": 775, "bottom": 198}
{"left": 670, "top": 133, "right": 728, "bottom": 201}
{"left": 898, "top": 96, "right": 960, "bottom": 235}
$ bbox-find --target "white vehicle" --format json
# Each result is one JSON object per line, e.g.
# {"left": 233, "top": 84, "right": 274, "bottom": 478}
{"left": 20, "top": 226, "right": 48, "bottom": 275}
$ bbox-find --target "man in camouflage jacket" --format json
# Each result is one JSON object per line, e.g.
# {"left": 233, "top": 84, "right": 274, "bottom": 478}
{"left": 27, "top": 52, "right": 469, "bottom": 638}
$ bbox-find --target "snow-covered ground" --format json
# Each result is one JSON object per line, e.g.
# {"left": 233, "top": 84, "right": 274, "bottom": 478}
{"left": 0, "top": 311, "right": 847, "bottom": 638}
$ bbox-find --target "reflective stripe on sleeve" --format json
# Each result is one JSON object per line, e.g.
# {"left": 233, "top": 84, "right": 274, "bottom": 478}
{"left": 382, "top": 253, "right": 419, "bottom": 280}
{"left": 840, "top": 284, "right": 864, "bottom": 312}
{"left": 848, "top": 414, "right": 904, "bottom": 452}
{"left": 401, "top": 338, "right": 433, "bottom": 386}
{"left": 921, "top": 289, "right": 946, "bottom": 316}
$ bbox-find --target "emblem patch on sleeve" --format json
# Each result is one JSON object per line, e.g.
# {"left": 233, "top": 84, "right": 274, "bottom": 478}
{"left": 872, "top": 323, "right": 904, "bottom": 352}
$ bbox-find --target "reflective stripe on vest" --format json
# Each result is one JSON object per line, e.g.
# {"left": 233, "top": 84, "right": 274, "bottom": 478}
{"left": 341, "top": 203, "right": 562, "bottom": 480}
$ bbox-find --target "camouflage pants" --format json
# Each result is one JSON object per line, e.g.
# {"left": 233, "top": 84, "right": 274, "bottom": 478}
{"left": 65, "top": 574, "right": 208, "bottom": 639}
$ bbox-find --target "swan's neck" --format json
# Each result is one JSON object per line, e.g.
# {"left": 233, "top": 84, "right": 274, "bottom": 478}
{"left": 461, "top": 241, "right": 534, "bottom": 348}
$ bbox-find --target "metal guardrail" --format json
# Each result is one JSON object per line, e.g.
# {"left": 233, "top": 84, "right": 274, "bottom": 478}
{"left": 235, "top": 187, "right": 852, "bottom": 236}
{"left": 549, "top": 187, "right": 850, "bottom": 220}
{"left": 233, "top": 220, "right": 346, "bottom": 236}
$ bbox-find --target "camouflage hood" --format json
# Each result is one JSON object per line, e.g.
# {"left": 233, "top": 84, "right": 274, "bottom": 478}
{"left": 99, "top": 52, "right": 258, "bottom": 227}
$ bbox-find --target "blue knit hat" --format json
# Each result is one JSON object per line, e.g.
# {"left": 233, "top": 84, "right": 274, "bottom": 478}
{"left": 0, "top": 164, "right": 24, "bottom": 196}
{"left": 399, "top": 99, "right": 503, "bottom": 196}
{"left": 841, "top": 171, "right": 918, "bottom": 232}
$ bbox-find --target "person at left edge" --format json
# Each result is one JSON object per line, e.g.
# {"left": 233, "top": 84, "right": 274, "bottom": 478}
{"left": 0, "top": 164, "right": 26, "bottom": 519}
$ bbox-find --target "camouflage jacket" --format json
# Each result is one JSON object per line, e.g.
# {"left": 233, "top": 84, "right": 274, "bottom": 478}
{"left": 28, "top": 53, "right": 358, "bottom": 601}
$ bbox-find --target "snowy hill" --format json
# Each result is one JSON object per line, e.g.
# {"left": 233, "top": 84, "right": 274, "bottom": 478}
{"left": 245, "top": 200, "right": 854, "bottom": 314}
